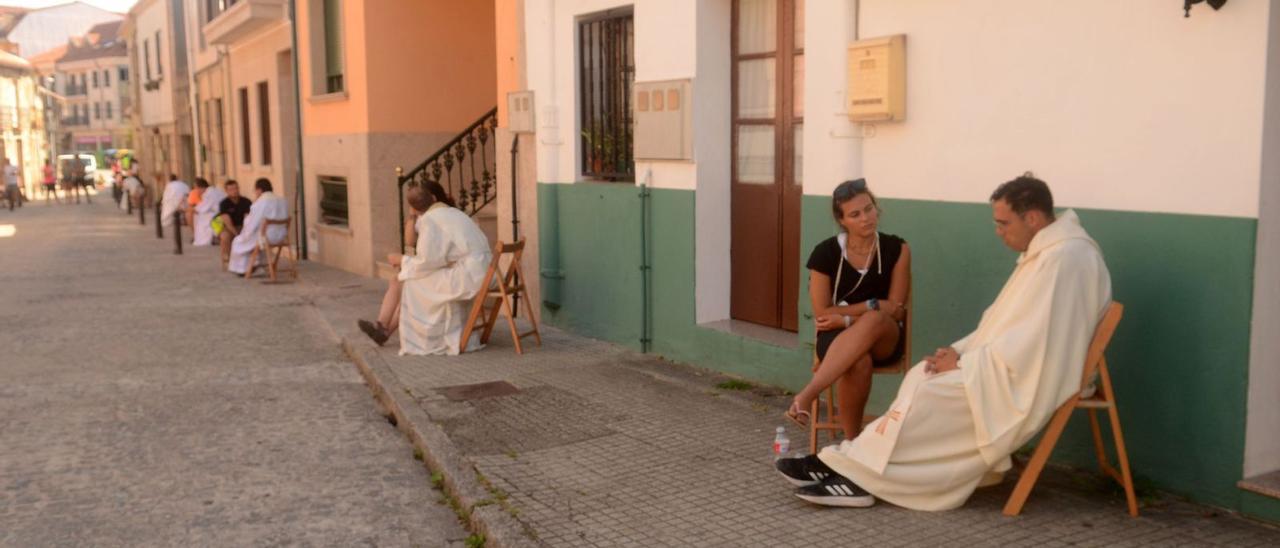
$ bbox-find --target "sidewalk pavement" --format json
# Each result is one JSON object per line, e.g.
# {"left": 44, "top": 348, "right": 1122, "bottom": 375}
{"left": 301, "top": 265, "right": 1280, "bottom": 547}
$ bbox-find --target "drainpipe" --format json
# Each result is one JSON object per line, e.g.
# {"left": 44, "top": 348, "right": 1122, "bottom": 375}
{"left": 510, "top": 134, "right": 520, "bottom": 241}
{"left": 288, "top": 0, "right": 308, "bottom": 259}
{"left": 638, "top": 169, "right": 652, "bottom": 353}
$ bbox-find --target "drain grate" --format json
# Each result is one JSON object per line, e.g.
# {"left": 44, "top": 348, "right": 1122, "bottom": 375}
{"left": 437, "top": 380, "right": 522, "bottom": 401}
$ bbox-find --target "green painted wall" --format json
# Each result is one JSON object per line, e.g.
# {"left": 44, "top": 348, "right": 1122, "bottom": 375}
{"left": 537, "top": 183, "right": 1260, "bottom": 516}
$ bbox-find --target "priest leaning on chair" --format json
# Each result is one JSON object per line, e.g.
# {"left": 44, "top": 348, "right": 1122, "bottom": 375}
{"left": 776, "top": 173, "right": 1113, "bottom": 510}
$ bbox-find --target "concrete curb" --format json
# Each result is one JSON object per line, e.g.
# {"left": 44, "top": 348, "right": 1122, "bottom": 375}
{"left": 339, "top": 338, "right": 541, "bottom": 548}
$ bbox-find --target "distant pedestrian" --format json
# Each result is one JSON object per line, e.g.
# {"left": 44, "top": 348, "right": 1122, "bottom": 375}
{"left": 3, "top": 159, "right": 19, "bottom": 211}
{"left": 160, "top": 174, "right": 190, "bottom": 229}
{"left": 42, "top": 160, "right": 59, "bottom": 204}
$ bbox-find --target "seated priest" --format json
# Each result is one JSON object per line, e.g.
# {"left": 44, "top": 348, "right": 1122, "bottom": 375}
{"left": 159, "top": 174, "right": 190, "bottom": 228}
{"left": 775, "top": 173, "right": 1113, "bottom": 510}
{"left": 227, "top": 178, "right": 289, "bottom": 276}
{"left": 357, "top": 180, "right": 491, "bottom": 356}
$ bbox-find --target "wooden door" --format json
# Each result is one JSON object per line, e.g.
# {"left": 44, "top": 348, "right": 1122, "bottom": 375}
{"left": 730, "top": 0, "right": 804, "bottom": 331}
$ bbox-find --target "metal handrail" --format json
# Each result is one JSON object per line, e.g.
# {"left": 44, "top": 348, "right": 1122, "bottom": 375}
{"left": 396, "top": 107, "right": 498, "bottom": 251}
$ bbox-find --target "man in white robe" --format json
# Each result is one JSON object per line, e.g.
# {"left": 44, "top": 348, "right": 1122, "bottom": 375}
{"left": 227, "top": 178, "right": 289, "bottom": 276}
{"left": 356, "top": 182, "right": 491, "bottom": 356}
{"left": 776, "top": 174, "right": 1112, "bottom": 510}
{"left": 192, "top": 181, "right": 227, "bottom": 247}
{"left": 159, "top": 174, "right": 190, "bottom": 228}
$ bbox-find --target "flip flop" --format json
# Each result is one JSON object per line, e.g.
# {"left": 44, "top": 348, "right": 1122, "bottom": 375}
{"left": 784, "top": 401, "right": 811, "bottom": 428}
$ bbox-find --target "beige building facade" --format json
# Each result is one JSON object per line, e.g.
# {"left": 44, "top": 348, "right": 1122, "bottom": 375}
{"left": 296, "top": 0, "right": 497, "bottom": 277}
{"left": 125, "top": 0, "right": 195, "bottom": 190}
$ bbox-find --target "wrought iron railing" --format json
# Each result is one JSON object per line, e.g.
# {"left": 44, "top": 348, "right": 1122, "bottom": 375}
{"left": 397, "top": 107, "right": 498, "bottom": 251}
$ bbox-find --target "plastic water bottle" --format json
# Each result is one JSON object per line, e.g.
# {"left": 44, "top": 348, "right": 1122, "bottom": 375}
{"left": 772, "top": 426, "right": 790, "bottom": 460}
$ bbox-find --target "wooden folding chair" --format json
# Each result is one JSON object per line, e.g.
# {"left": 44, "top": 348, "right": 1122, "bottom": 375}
{"left": 244, "top": 217, "right": 298, "bottom": 282}
{"left": 458, "top": 238, "right": 541, "bottom": 354}
{"left": 1003, "top": 302, "right": 1138, "bottom": 517}
{"left": 809, "top": 296, "right": 912, "bottom": 453}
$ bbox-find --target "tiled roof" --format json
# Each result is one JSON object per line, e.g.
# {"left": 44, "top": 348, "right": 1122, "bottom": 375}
{"left": 56, "top": 20, "right": 125, "bottom": 63}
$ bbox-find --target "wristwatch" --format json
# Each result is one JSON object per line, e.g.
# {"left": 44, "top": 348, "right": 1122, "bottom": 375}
{"left": 866, "top": 298, "right": 880, "bottom": 311}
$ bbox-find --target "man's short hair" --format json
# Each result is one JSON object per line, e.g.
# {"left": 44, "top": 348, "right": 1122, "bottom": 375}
{"left": 195, "top": 178, "right": 210, "bottom": 189}
{"left": 225, "top": 179, "right": 239, "bottom": 187}
{"left": 254, "top": 178, "right": 272, "bottom": 193}
{"left": 990, "top": 172, "right": 1054, "bottom": 217}
{"left": 169, "top": 173, "right": 178, "bottom": 181}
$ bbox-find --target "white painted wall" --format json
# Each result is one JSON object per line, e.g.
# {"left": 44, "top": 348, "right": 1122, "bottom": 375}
{"left": 1245, "top": 0, "right": 1280, "bottom": 479}
{"left": 853, "top": 0, "right": 1269, "bottom": 219}
{"left": 692, "top": 0, "right": 730, "bottom": 323}
{"left": 135, "top": 0, "right": 175, "bottom": 127}
{"left": 800, "top": 0, "right": 862, "bottom": 199}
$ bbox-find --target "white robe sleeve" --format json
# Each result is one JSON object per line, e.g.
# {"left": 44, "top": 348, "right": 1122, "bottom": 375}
{"left": 957, "top": 246, "right": 1106, "bottom": 463}
{"left": 398, "top": 214, "right": 453, "bottom": 281}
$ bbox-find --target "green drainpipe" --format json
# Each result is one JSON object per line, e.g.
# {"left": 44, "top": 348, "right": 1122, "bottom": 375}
{"left": 638, "top": 179, "right": 652, "bottom": 353}
{"left": 538, "top": 183, "right": 563, "bottom": 310}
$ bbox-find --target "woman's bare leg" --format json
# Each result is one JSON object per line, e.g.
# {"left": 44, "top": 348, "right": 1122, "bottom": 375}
{"left": 795, "top": 311, "right": 900, "bottom": 411}
{"left": 836, "top": 355, "right": 874, "bottom": 439}
{"left": 377, "top": 277, "right": 403, "bottom": 334}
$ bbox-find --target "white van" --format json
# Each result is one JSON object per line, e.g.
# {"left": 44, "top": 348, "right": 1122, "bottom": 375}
{"left": 57, "top": 154, "right": 99, "bottom": 187}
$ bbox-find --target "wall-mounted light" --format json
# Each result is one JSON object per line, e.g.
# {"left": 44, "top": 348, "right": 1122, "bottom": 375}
{"left": 1184, "top": 0, "right": 1227, "bottom": 18}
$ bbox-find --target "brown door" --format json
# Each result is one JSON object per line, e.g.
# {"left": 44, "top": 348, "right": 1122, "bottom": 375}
{"left": 731, "top": 0, "right": 804, "bottom": 331}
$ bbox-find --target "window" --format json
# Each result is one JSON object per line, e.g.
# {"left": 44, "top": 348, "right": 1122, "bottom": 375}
{"left": 309, "top": 0, "right": 345, "bottom": 95}
{"left": 323, "top": 0, "right": 343, "bottom": 93}
{"left": 103, "top": 69, "right": 110, "bottom": 87}
{"left": 257, "top": 81, "right": 271, "bottom": 165}
{"left": 318, "top": 176, "right": 348, "bottom": 225}
{"left": 206, "top": 0, "right": 237, "bottom": 22}
{"left": 106, "top": 101, "right": 113, "bottom": 119}
{"left": 211, "top": 98, "right": 227, "bottom": 174}
{"left": 238, "top": 87, "right": 251, "bottom": 164}
{"left": 144, "top": 39, "right": 152, "bottom": 80}
{"left": 155, "top": 32, "right": 163, "bottom": 76}
{"left": 578, "top": 9, "right": 635, "bottom": 181}
{"left": 93, "top": 103, "right": 100, "bottom": 119}
{"left": 119, "top": 67, "right": 128, "bottom": 82}
{"left": 92, "top": 71, "right": 98, "bottom": 88}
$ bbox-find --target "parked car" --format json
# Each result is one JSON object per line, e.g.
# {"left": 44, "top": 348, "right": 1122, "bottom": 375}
{"left": 57, "top": 154, "right": 100, "bottom": 187}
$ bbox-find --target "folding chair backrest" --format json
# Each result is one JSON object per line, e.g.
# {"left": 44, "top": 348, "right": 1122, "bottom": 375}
{"left": 260, "top": 217, "right": 292, "bottom": 245}
{"left": 1079, "top": 302, "right": 1124, "bottom": 390}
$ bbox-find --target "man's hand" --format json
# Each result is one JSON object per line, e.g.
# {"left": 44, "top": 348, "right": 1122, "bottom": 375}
{"left": 924, "top": 346, "right": 960, "bottom": 374}
{"left": 388, "top": 253, "right": 404, "bottom": 268}
{"left": 814, "top": 313, "right": 846, "bottom": 332}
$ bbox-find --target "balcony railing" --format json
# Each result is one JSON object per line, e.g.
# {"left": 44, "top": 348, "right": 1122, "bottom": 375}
{"left": 204, "top": 0, "right": 285, "bottom": 45}
{"left": 61, "top": 116, "right": 90, "bottom": 127}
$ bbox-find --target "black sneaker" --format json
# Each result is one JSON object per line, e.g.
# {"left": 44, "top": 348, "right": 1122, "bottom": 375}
{"left": 795, "top": 475, "right": 875, "bottom": 508}
{"left": 358, "top": 319, "right": 390, "bottom": 346}
{"left": 775, "top": 454, "right": 836, "bottom": 487}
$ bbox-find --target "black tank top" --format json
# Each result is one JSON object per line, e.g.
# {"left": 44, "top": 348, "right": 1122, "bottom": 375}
{"left": 805, "top": 232, "right": 905, "bottom": 305}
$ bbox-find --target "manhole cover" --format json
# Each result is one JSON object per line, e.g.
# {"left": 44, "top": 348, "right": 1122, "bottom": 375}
{"left": 438, "top": 380, "right": 522, "bottom": 401}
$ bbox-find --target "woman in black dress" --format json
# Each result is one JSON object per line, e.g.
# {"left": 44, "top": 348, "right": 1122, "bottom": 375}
{"left": 785, "top": 179, "right": 911, "bottom": 441}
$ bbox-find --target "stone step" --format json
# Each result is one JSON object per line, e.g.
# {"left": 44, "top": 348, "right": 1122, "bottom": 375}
{"left": 1239, "top": 470, "right": 1280, "bottom": 499}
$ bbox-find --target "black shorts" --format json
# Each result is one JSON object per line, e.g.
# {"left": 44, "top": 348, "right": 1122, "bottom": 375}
{"left": 815, "top": 318, "right": 907, "bottom": 367}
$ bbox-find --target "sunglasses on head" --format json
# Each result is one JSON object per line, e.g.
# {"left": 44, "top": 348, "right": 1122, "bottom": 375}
{"left": 834, "top": 178, "right": 867, "bottom": 198}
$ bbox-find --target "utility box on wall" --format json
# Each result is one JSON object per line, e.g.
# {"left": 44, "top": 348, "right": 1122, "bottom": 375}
{"left": 847, "top": 35, "right": 906, "bottom": 122}
{"left": 633, "top": 79, "right": 692, "bottom": 161}
{"left": 507, "top": 91, "right": 535, "bottom": 134}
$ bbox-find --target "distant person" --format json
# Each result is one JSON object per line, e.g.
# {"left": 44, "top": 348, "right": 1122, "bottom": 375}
{"left": 185, "top": 177, "right": 207, "bottom": 228}
{"left": 217, "top": 180, "right": 251, "bottom": 266}
{"left": 42, "top": 160, "right": 59, "bottom": 204}
{"left": 160, "top": 174, "right": 190, "bottom": 229}
{"left": 123, "top": 172, "right": 145, "bottom": 210}
{"left": 3, "top": 159, "right": 19, "bottom": 211}
{"left": 68, "top": 159, "right": 87, "bottom": 204}
{"left": 227, "top": 178, "right": 288, "bottom": 276}
{"left": 192, "top": 179, "right": 226, "bottom": 247}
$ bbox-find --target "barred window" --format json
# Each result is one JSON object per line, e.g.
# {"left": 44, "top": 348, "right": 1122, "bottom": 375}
{"left": 578, "top": 9, "right": 634, "bottom": 182}
{"left": 319, "top": 176, "right": 348, "bottom": 226}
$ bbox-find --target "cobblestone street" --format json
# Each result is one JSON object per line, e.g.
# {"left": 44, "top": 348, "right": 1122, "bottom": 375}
{"left": 0, "top": 200, "right": 469, "bottom": 546}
